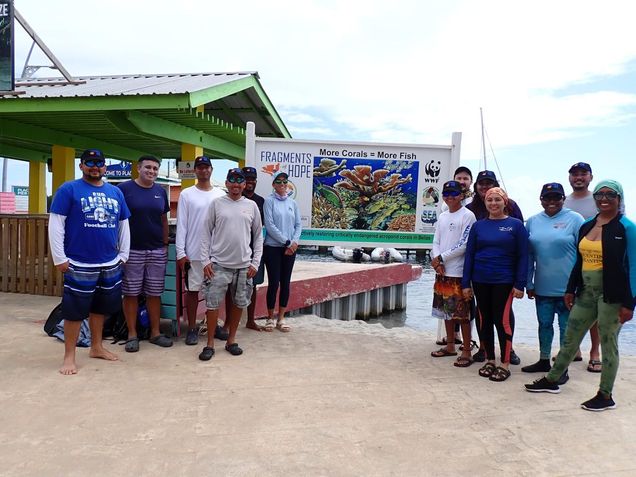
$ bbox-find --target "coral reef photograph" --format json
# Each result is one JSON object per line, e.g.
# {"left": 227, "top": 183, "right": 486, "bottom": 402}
{"left": 311, "top": 157, "right": 418, "bottom": 231}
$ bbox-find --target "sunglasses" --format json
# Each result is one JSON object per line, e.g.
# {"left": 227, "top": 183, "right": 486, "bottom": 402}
{"left": 442, "top": 191, "right": 461, "bottom": 197}
{"left": 541, "top": 194, "right": 563, "bottom": 202}
{"left": 274, "top": 179, "right": 289, "bottom": 185}
{"left": 227, "top": 176, "right": 245, "bottom": 184}
{"left": 593, "top": 191, "right": 618, "bottom": 200}
{"left": 83, "top": 159, "right": 105, "bottom": 168}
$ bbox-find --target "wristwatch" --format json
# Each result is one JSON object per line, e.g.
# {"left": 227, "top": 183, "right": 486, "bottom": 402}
{"left": 285, "top": 240, "right": 291, "bottom": 247}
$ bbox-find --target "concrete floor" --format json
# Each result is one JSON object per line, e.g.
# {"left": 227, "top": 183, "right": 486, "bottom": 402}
{"left": 1, "top": 292, "right": 636, "bottom": 477}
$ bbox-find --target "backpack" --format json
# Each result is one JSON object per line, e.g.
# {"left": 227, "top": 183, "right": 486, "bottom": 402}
{"left": 44, "top": 302, "right": 64, "bottom": 336}
{"left": 103, "top": 297, "right": 151, "bottom": 344}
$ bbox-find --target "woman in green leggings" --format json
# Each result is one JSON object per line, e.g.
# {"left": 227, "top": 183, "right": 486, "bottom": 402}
{"left": 525, "top": 179, "right": 636, "bottom": 411}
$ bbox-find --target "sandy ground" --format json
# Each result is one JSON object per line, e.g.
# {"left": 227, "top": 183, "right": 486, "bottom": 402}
{"left": 1, "top": 292, "right": 636, "bottom": 477}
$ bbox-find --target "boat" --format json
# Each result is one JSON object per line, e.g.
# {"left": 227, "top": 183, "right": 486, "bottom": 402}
{"left": 332, "top": 246, "right": 371, "bottom": 263}
{"left": 370, "top": 247, "right": 404, "bottom": 263}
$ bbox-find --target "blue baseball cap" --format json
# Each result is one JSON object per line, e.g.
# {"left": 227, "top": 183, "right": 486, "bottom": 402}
{"left": 540, "top": 182, "right": 565, "bottom": 198}
{"left": 476, "top": 170, "right": 497, "bottom": 183}
{"left": 568, "top": 162, "right": 592, "bottom": 174}
{"left": 226, "top": 167, "right": 245, "bottom": 180}
{"left": 194, "top": 156, "right": 212, "bottom": 168}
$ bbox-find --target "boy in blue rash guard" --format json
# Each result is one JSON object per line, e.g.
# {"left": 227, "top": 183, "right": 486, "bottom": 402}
{"left": 462, "top": 187, "right": 528, "bottom": 382}
{"left": 523, "top": 183, "right": 584, "bottom": 377}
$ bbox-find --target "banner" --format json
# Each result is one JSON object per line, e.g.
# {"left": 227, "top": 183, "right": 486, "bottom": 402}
{"left": 105, "top": 161, "right": 131, "bottom": 179}
{"left": 248, "top": 134, "right": 460, "bottom": 249}
{"left": 0, "top": 1, "right": 14, "bottom": 92}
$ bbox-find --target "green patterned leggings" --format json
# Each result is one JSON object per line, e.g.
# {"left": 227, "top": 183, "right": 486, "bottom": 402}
{"left": 547, "top": 270, "right": 622, "bottom": 395}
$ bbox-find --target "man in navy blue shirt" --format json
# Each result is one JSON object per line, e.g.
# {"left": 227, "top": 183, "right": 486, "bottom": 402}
{"left": 118, "top": 156, "right": 172, "bottom": 352}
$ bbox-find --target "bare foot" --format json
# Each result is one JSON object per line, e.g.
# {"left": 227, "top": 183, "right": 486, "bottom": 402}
{"left": 245, "top": 321, "right": 264, "bottom": 331}
{"left": 59, "top": 358, "right": 78, "bottom": 375}
{"left": 89, "top": 347, "right": 119, "bottom": 361}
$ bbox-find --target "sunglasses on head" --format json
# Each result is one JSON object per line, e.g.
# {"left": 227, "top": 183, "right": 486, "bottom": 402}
{"left": 83, "top": 159, "right": 105, "bottom": 168}
{"left": 593, "top": 191, "right": 618, "bottom": 200}
{"left": 274, "top": 179, "right": 288, "bottom": 184}
{"left": 227, "top": 176, "right": 245, "bottom": 184}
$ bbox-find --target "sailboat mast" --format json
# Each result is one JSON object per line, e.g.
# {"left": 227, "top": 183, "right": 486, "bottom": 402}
{"left": 480, "top": 107, "right": 487, "bottom": 170}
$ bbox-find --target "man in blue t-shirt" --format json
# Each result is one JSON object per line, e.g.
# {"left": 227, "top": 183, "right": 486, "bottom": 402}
{"left": 118, "top": 156, "right": 172, "bottom": 352}
{"left": 49, "top": 148, "right": 131, "bottom": 375}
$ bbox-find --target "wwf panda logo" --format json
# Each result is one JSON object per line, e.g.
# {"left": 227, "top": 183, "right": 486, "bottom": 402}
{"left": 424, "top": 160, "right": 441, "bottom": 178}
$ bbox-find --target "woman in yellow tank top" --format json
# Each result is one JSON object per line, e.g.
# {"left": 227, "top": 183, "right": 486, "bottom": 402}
{"left": 525, "top": 179, "right": 636, "bottom": 411}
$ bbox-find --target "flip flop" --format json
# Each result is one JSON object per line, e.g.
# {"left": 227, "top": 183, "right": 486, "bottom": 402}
{"left": 431, "top": 348, "right": 458, "bottom": 357}
{"left": 587, "top": 359, "right": 602, "bottom": 373}
{"left": 453, "top": 356, "right": 473, "bottom": 368}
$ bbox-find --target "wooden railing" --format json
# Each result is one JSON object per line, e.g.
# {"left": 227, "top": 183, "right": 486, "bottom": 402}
{"left": 0, "top": 214, "right": 63, "bottom": 296}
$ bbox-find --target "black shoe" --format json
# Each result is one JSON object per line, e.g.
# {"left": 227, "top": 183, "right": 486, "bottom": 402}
{"left": 556, "top": 369, "right": 569, "bottom": 385}
{"left": 509, "top": 349, "right": 521, "bottom": 365}
{"left": 473, "top": 349, "right": 486, "bottom": 363}
{"left": 198, "top": 346, "right": 215, "bottom": 361}
{"left": 149, "top": 334, "right": 173, "bottom": 348}
{"left": 581, "top": 392, "right": 616, "bottom": 411}
{"left": 525, "top": 377, "right": 560, "bottom": 393}
{"left": 215, "top": 325, "right": 229, "bottom": 341}
{"left": 522, "top": 359, "right": 551, "bottom": 373}
{"left": 185, "top": 328, "right": 199, "bottom": 346}
{"left": 225, "top": 343, "right": 243, "bottom": 356}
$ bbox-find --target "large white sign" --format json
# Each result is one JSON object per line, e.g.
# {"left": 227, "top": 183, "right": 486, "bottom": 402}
{"left": 246, "top": 128, "right": 460, "bottom": 249}
{"left": 176, "top": 160, "right": 195, "bottom": 179}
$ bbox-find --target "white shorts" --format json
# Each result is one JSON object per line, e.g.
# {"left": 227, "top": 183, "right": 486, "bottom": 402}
{"left": 184, "top": 260, "right": 205, "bottom": 292}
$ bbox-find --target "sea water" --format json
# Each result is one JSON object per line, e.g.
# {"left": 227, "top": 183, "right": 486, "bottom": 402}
{"left": 297, "top": 251, "right": 636, "bottom": 356}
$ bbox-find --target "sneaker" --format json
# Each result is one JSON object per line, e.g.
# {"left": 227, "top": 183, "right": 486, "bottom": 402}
{"left": 556, "top": 369, "right": 569, "bottom": 385}
{"left": 525, "top": 377, "right": 560, "bottom": 393}
{"left": 522, "top": 359, "right": 551, "bottom": 373}
{"left": 581, "top": 392, "right": 616, "bottom": 411}
{"left": 510, "top": 349, "right": 521, "bottom": 365}
{"left": 473, "top": 349, "right": 486, "bottom": 363}
{"left": 185, "top": 328, "right": 199, "bottom": 346}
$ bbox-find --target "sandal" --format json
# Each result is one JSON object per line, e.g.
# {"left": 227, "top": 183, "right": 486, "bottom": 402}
{"left": 264, "top": 319, "right": 275, "bottom": 332}
{"left": 125, "top": 337, "right": 139, "bottom": 353}
{"left": 225, "top": 343, "right": 243, "bottom": 356}
{"left": 453, "top": 356, "right": 473, "bottom": 368}
{"left": 431, "top": 348, "right": 458, "bottom": 358}
{"left": 276, "top": 320, "right": 291, "bottom": 332}
{"left": 459, "top": 340, "right": 478, "bottom": 352}
{"left": 478, "top": 362, "right": 497, "bottom": 378}
{"left": 489, "top": 366, "right": 511, "bottom": 382}
{"left": 198, "top": 346, "right": 215, "bottom": 361}
{"left": 587, "top": 359, "right": 602, "bottom": 373}
{"left": 436, "top": 338, "right": 463, "bottom": 346}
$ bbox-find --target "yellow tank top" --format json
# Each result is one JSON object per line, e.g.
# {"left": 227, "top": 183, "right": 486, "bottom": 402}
{"left": 580, "top": 237, "right": 603, "bottom": 271}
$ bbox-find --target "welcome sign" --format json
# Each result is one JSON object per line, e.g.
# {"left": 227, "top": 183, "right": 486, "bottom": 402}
{"left": 0, "top": 1, "right": 14, "bottom": 92}
{"left": 246, "top": 131, "right": 461, "bottom": 249}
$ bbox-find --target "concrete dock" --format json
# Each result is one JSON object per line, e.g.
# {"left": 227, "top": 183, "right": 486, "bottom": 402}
{"left": 2, "top": 292, "right": 636, "bottom": 477}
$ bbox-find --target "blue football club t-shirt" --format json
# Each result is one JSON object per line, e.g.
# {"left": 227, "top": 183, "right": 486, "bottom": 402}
{"left": 117, "top": 180, "right": 170, "bottom": 250}
{"left": 50, "top": 179, "right": 131, "bottom": 264}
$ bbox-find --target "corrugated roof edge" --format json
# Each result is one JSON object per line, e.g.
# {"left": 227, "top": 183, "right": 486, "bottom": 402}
{"left": 17, "top": 72, "right": 260, "bottom": 84}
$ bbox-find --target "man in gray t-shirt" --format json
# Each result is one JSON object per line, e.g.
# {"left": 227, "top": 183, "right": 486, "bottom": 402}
{"left": 563, "top": 161, "right": 601, "bottom": 372}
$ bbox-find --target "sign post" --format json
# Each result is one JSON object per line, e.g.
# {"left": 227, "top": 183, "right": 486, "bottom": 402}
{"left": 0, "top": 0, "right": 14, "bottom": 91}
{"left": 247, "top": 131, "right": 461, "bottom": 250}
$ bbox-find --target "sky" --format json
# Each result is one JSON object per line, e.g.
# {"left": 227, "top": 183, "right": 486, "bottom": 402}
{"left": 3, "top": 0, "right": 636, "bottom": 217}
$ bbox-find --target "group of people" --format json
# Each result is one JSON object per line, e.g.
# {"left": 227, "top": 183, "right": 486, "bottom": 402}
{"left": 49, "top": 149, "right": 301, "bottom": 375}
{"left": 431, "top": 162, "right": 636, "bottom": 411}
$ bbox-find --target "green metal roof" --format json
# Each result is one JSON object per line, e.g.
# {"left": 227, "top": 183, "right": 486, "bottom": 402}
{"left": 0, "top": 72, "right": 291, "bottom": 162}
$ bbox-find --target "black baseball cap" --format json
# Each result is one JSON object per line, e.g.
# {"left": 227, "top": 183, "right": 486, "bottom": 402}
{"left": 80, "top": 149, "right": 105, "bottom": 162}
{"left": 476, "top": 170, "right": 497, "bottom": 183}
{"left": 454, "top": 166, "right": 472, "bottom": 179}
{"left": 226, "top": 168, "right": 245, "bottom": 180}
{"left": 568, "top": 162, "right": 592, "bottom": 174}
{"left": 194, "top": 156, "right": 212, "bottom": 168}
{"left": 540, "top": 182, "right": 565, "bottom": 198}
{"left": 442, "top": 180, "right": 463, "bottom": 194}
{"left": 242, "top": 166, "right": 257, "bottom": 179}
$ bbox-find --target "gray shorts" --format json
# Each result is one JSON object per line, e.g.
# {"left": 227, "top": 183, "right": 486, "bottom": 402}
{"left": 122, "top": 248, "right": 168, "bottom": 297}
{"left": 203, "top": 264, "right": 252, "bottom": 310}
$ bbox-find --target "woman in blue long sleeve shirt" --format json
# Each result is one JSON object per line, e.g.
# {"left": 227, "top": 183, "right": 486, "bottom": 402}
{"left": 263, "top": 171, "right": 302, "bottom": 332}
{"left": 462, "top": 187, "right": 529, "bottom": 382}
